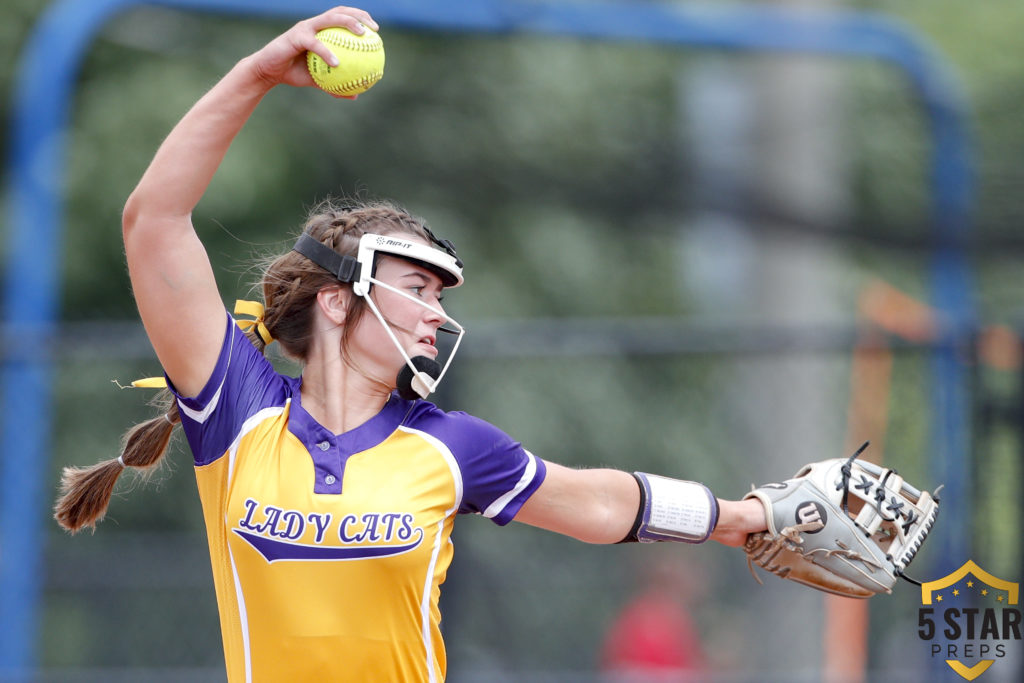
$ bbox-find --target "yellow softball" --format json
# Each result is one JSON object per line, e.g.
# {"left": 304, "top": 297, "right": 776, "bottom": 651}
{"left": 307, "top": 26, "right": 385, "bottom": 96}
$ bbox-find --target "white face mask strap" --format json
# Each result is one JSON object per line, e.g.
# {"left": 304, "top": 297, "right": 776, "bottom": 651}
{"left": 360, "top": 276, "right": 465, "bottom": 398}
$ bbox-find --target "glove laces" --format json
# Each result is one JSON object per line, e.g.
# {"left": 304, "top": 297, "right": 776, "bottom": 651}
{"left": 838, "top": 441, "right": 871, "bottom": 519}
{"left": 837, "top": 440, "right": 926, "bottom": 588}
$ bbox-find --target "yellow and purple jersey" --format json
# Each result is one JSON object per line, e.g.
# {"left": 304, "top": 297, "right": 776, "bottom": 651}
{"left": 169, "top": 315, "right": 546, "bottom": 682}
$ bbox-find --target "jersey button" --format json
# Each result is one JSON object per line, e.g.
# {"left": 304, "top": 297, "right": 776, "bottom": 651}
{"left": 317, "top": 441, "right": 330, "bottom": 451}
{"left": 324, "top": 474, "right": 337, "bottom": 485}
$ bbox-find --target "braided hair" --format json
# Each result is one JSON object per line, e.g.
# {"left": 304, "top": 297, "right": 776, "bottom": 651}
{"left": 55, "top": 198, "right": 436, "bottom": 532}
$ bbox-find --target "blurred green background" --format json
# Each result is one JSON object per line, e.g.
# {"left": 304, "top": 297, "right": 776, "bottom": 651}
{"left": 2, "top": 0, "right": 1022, "bottom": 681}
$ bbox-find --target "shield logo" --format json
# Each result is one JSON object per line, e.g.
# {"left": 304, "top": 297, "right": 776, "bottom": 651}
{"left": 919, "top": 560, "right": 1020, "bottom": 681}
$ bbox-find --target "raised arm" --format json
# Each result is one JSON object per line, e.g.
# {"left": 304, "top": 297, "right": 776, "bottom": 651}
{"left": 122, "top": 6, "right": 377, "bottom": 397}
{"left": 514, "top": 461, "right": 766, "bottom": 546}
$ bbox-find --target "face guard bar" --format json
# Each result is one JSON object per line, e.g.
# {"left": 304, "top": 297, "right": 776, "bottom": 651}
{"left": 292, "top": 232, "right": 465, "bottom": 399}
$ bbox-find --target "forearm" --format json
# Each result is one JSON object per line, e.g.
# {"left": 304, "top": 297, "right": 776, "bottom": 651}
{"left": 120, "top": 56, "right": 276, "bottom": 396}
{"left": 710, "top": 497, "right": 767, "bottom": 547}
{"left": 124, "top": 6, "right": 376, "bottom": 228}
{"left": 515, "top": 461, "right": 767, "bottom": 547}
{"left": 515, "top": 464, "right": 639, "bottom": 544}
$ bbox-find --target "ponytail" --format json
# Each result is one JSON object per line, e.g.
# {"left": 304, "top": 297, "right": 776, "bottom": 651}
{"left": 54, "top": 393, "right": 180, "bottom": 533}
{"left": 54, "top": 300, "right": 272, "bottom": 533}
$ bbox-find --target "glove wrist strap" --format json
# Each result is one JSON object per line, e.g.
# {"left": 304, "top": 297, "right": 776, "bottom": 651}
{"left": 620, "top": 472, "right": 719, "bottom": 544}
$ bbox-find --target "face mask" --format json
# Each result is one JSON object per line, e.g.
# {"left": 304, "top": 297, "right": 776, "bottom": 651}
{"left": 292, "top": 231, "right": 465, "bottom": 399}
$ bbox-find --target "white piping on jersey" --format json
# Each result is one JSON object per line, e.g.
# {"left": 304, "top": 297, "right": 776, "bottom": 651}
{"left": 482, "top": 450, "right": 538, "bottom": 519}
{"left": 224, "top": 403, "right": 289, "bottom": 490}
{"left": 177, "top": 380, "right": 224, "bottom": 424}
{"left": 176, "top": 324, "right": 237, "bottom": 424}
{"left": 222, "top": 401, "right": 289, "bottom": 681}
{"left": 398, "top": 425, "right": 463, "bottom": 683}
{"left": 226, "top": 541, "right": 253, "bottom": 683}
{"left": 396, "top": 426, "right": 465, "bottom": 509}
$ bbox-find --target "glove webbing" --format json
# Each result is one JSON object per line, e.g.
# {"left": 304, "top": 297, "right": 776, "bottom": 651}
{"left": 838, "top": 442, "right": 901, "bottom": 531}
{"left": 838, "top": 441, "right": 926, "bottom": 588}
{"left": 838, "top": 441, "right": 871, "bottom": 520}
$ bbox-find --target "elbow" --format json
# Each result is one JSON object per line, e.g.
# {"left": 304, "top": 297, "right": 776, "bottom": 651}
{"left": 121, "top": 192, "right": 142, "bottom": 242}
{"left": 121, "top": 192, "right": 189, "bottom": 246}
{"left": 579, "top": 532, "right": 622, "bottom": 546}
{"left": 576, "top": 503, "right": 633, "bottom": 545}
{"left": 515, "top": 465, "right": 638, "bottom": 544}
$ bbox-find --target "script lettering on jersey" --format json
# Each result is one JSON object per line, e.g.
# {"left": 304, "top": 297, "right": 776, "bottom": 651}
{"left": 338, "top": 512, "right": 416, "bottom": 543}
{"left": 234, "top": 497, "right": 424, "bottom": 563}
{"left": 239, "top": 498, "right": 322, "bottom": 540}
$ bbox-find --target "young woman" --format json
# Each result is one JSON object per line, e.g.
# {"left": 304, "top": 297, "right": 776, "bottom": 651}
{"left": 55, "top": 7, "right": 767, "bottom": 682}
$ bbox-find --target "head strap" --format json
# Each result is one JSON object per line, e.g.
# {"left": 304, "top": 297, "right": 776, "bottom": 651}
{"left": 422, "top": 226, "right": 463, "bottom": 268}
{"left": 292, "top": 234, "right": 360, "bottom": 282}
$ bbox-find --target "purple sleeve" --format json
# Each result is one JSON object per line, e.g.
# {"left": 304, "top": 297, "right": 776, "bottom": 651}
{"left": 167, "top": 313, "right": 289, "bottom": 466}
{"left": 411, "top": 405, "right": 546, "bottom": 526}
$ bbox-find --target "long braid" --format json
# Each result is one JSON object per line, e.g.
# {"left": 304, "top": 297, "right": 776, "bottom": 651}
{"left": 54, "top": 392, "right": 180, "bottom": 533}
{"left": 55, "top": 197, "right": 433, "bottom": 533}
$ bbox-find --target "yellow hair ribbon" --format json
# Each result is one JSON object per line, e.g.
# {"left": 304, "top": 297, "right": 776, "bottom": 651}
{"left": 129, "top": 377, "right": 168, "bottom": 389}
{"left": 122, "top": 302, "right": 270, "bottom": 389}
{"left": 234, "top": 299, "right": 274, "bottom": 345}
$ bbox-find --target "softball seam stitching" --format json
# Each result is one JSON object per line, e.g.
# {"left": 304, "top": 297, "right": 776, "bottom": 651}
{"left": 318, "top": 28, "right": 383, "bottom": 53}
{"left": 319, "top": 71, "right": 384, "bottom": 95}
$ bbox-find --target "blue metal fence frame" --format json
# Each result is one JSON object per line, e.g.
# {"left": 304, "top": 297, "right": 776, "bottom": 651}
{"left": 1, "top": 0, "right": 973, "bottom": 674}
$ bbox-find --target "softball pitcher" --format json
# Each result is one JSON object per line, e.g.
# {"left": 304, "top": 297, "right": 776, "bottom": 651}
{"left": 55, "top": 7, "right": 771, "bottom": 682}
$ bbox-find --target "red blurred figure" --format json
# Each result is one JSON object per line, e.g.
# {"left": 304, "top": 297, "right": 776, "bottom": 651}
{"left": 601, "top": 552, "right": 706, "bottom": 680}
